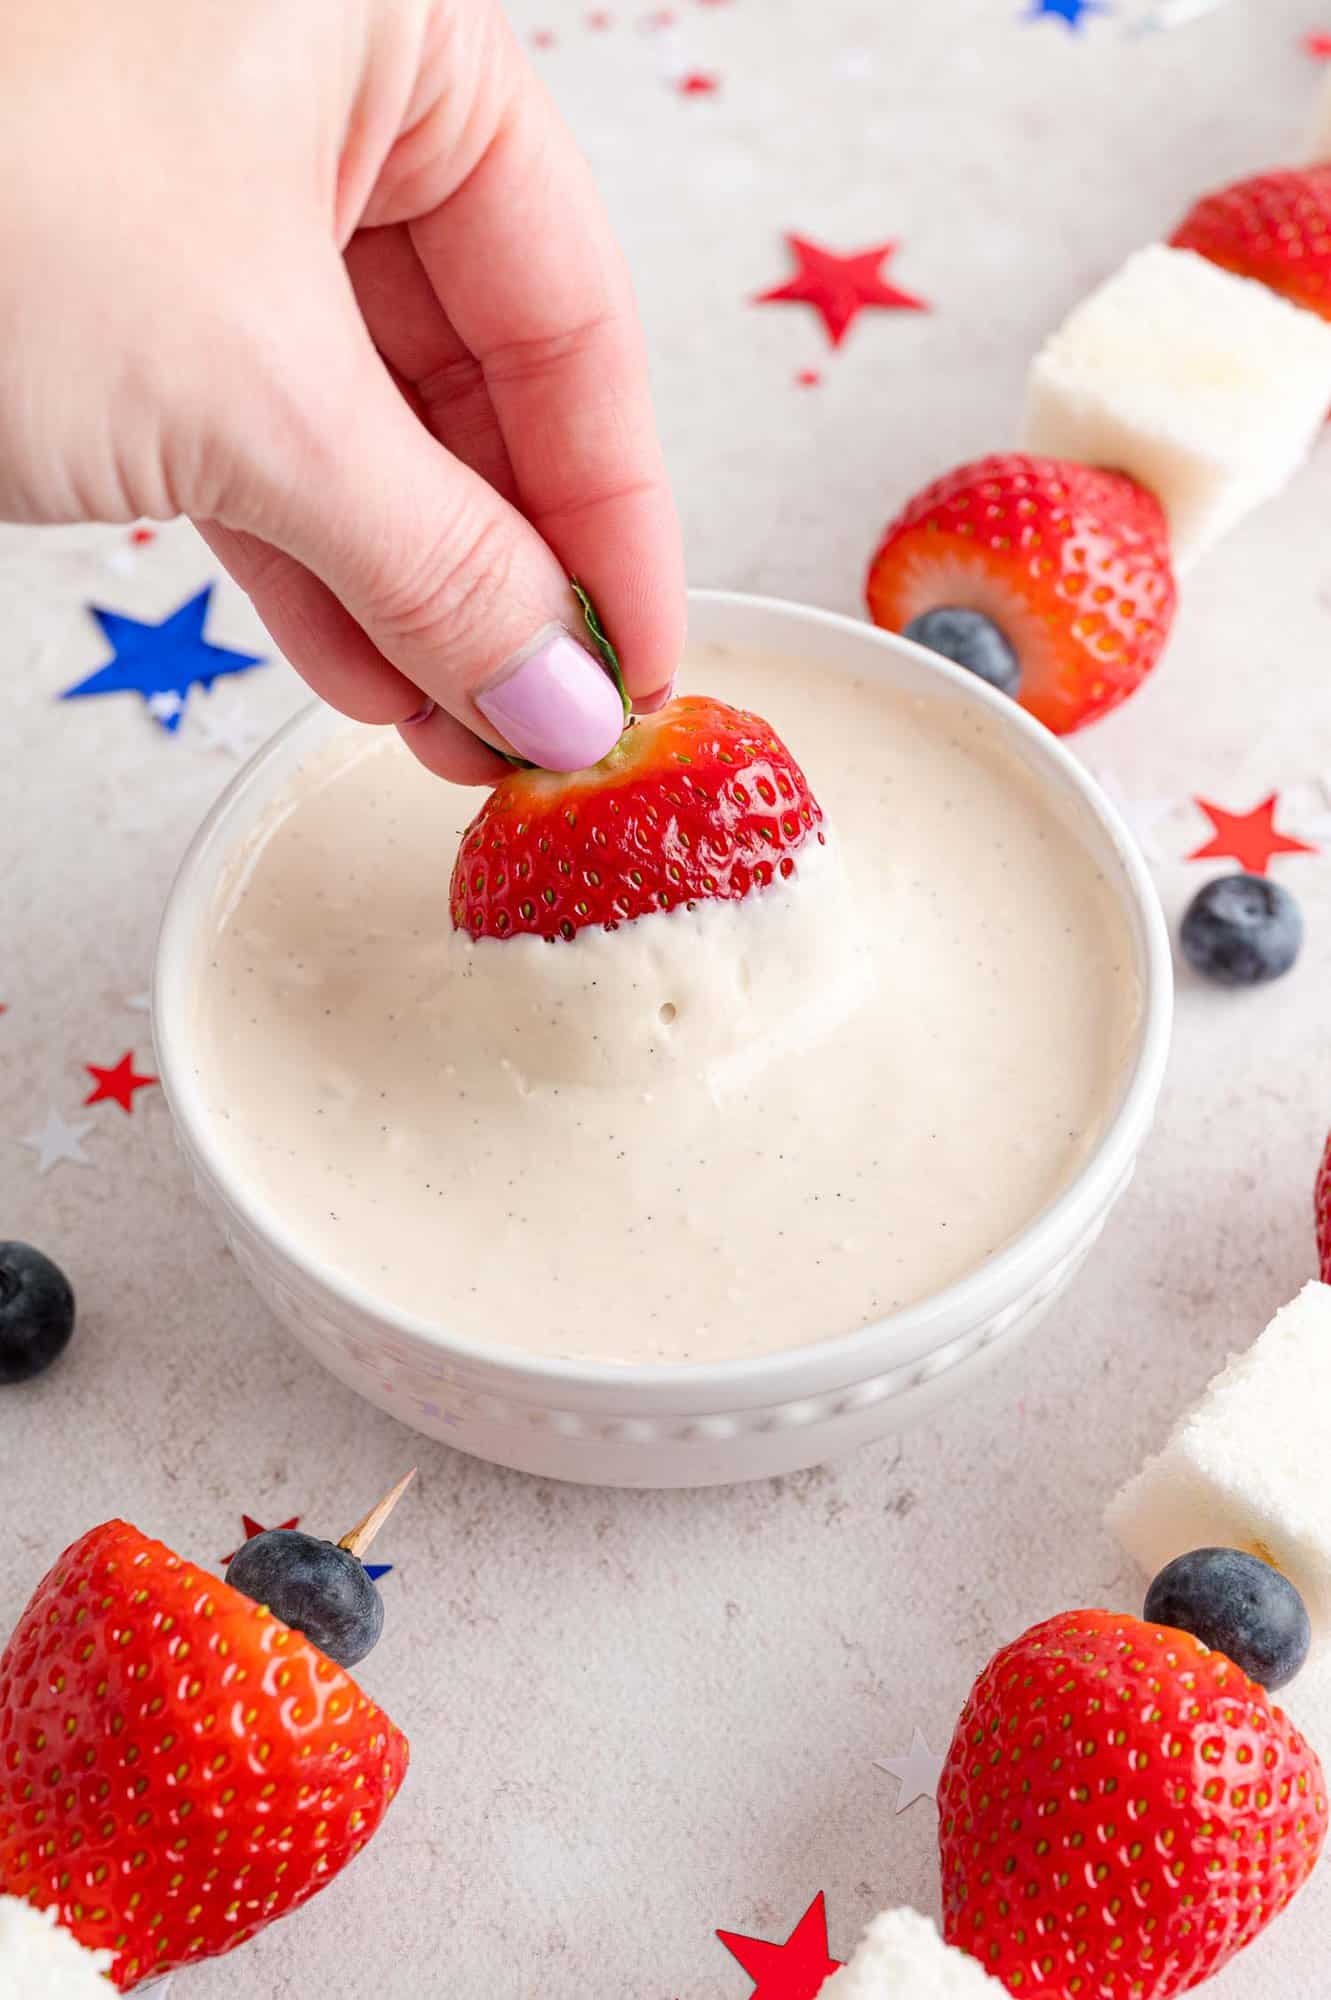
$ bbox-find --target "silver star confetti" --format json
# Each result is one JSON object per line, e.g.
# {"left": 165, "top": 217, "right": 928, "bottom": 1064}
{"left": 193, "top": 704, "right": 266, "bottom": 760}
{"left": 875, "top": 1726, "right": 945, "bottom": 1813}
{"left": 21, "top": 1106, "right": 96, "bottom": 1176}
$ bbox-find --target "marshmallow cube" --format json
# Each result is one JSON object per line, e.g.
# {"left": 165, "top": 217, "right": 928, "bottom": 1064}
{"left": 1022, "top": 245, "right": 1331, "bottom": 570}
{"left": 820, "top": 1909, "right": 1006, "bottom": 1998}
{"left": 1108, "top": 1283, "right": 1331, "bottom": 1634}
{"left": 1306, "top": 67, "right": 1331, "bottom": 163}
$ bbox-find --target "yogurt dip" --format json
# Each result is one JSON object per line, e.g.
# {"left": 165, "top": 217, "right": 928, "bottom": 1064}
{"left": 192, "top": 645, "right": 1139, "bottom": 1366}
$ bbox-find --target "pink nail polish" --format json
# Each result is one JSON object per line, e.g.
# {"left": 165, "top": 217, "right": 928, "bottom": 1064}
{"left": 475, "top": 625, "right": 625, "bottom": 772}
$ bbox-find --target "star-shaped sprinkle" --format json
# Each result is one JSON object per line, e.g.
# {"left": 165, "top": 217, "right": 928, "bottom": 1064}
{"left": 718, "top": 1894, "right": 841, "bottom": 1999}
{"left": 676, "top": 67, "right": 721, "bottom": 92}
{"left": 874, "top": 1725, "right": 945, "bottom": 1812}
{"left": 61, "top": 586, "right": 266, "bottom": 734}
{"left": 755, "top": 235, "right": 928, "bottom": 348}
{"left": 20, "top": 1106, "right": 96, "bottom": 1176}
{"left": 194, "top": 704, "right": 266, "bottom": 760}
{"left": 84, "top": 1051, "right": 159, "bottom": 1115}
{"left": 1027, "top": 0, "right": 1109, "bottom": 25}
{"left": 1187, "top": 795, "right": 1317, "bottom": 876}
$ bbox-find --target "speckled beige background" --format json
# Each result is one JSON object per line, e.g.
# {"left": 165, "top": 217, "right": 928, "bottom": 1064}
{"left": 4, "top": 0, "right": 1331, "bottom": 1993}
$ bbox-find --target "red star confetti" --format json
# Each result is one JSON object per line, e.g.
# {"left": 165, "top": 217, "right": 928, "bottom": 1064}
{"left": 718, "top": 1894, "right": 841, "bottom": 1999}
{"left": 755, "top": 235, "right": 929, "bottom": 348}
{"left": 1187, "top": 794, "right": 1317, "bottom": 875}
{"left": 677, "top": 68, "right": 721, "bottom": 92}
{"left": 1305, "top": 29, "right": 1331, "bottom": 56}
{"left": 129, "top": 525, "right": 156, "bottom": 547}
{"left": 83, "top": 1050, "right": 159, "bottom": 1114}
{"left": 795, "top": 368, "right": 821, "bottom": 387}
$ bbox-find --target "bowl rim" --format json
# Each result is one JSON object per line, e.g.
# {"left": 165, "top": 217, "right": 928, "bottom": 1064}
{"left": 153, "top": 588, "right": 1174, "bottom": 1398}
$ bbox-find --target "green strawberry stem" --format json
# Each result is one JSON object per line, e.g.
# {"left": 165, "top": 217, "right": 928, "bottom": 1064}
{"left": 571, "top": 579, "right": 632, "bottom": 724}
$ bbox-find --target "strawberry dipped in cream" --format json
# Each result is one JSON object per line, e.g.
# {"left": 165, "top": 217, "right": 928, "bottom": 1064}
{"left": 192, "top": 641, "right": 1139, "bottom": 1365}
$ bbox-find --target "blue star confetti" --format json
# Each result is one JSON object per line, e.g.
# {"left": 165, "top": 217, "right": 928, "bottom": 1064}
{"left": 1026, "top": 0, "right": 1109, "bottom": 25}
{"left": 364, "top": 1564, "right": 393, "bottom": 1583}
{"left": 61, "top": 585, "right": 265, "bottom": 733}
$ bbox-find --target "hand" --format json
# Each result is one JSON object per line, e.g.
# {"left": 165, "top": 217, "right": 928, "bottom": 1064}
{"left": 1, "top": 0, "right": 686, "bottom": 779}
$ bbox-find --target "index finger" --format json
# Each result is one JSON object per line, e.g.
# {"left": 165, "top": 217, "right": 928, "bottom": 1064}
{"left": 408, "top": 72, "right": 686, "bottom": 702}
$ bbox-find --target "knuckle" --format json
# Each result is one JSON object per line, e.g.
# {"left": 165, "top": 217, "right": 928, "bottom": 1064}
{"left": 363, "top": 505, "right": 517, "bottom": 661}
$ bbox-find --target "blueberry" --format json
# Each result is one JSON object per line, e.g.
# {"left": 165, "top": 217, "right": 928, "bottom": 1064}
{"left": 1180, "top": 874, "right": 1302, "bottom": 987}
{"left": 0, "top": 1243, "right": 76, "bottom": 1385}
{"left": 902, "top": 607, "right": 1021, "bottom": 696}
{"left": 226, "top": 1530, "right": 385, "bottom": 1667}
{"left": 1144, "top": 1548, "right": 1311, "bottom": 1691}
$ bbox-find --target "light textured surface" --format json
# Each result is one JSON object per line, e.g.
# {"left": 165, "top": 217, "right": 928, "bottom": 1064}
{"left": 1109, "top": 1282, "right": 1331, "bottom": 1627}
{"left": 4, "top": 2, "right": 1331, "bottom": 1996}
{"left": 1023, "top": 244, "right": 1331, "bottom": 568}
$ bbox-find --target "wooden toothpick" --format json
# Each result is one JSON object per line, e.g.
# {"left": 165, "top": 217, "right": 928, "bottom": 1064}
{"left": 338, "top": 1469, "right": 416, "bottom": 1562}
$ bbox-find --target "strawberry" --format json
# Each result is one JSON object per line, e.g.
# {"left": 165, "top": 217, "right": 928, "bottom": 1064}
{"left": 1172, "top": 168, "right": 1331, "bottom": 324}
{"left": 865, "top": 454, "right": 1177, "bottom": 735}
{"left": 0, "top": 1520, "right": 409, "bottom": 1991}
{"left": 939, "top": 1609, "right": 1327, "bottom": 2000}
{"left": 451, "top": 694, "right": 825, "bottom": 942}
{"left": 1316, "top": 1130, "right": 1331, "bottom": 1283}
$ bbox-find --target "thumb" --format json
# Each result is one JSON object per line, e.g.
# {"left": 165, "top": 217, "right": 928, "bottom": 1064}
{"left": 223, "top": 290, "right": 628, "bottom": 776}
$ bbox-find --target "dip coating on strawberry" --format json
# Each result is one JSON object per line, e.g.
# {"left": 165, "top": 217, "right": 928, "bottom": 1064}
{"left": 866, "top": 454, "right": 1177, "bottom": 735}
{"left": 1172, "top": 168, "right": 1331, "bottom": 323}
{"left": 451, "top": 694, "right": 825, "bottom": 942}
{"left": 939, "top": 1609, "right": 1326, "bottom": 2000}
{"left": 0, "top": 1520, "right": 409, "bottom": 1991}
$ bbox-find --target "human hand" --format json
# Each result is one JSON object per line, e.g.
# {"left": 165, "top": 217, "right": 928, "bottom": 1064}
{"left": 1, "top": 0, "right": 685, "bottom": 778}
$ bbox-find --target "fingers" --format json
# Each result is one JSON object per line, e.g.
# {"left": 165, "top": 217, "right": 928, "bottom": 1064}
{"left": 344, "top": 224, "right": 518, "bottom": 506}
{"left": 407, "top": 79, "right": 686, "bottom": 706}
{"left": 221, "top": 264, "right": 631, "bottom": 774}
{"left": 196, "top": 522, "right": 420, "bottom": 725}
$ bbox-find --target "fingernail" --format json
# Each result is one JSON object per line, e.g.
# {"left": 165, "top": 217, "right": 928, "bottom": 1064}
{"left": 475, "top": 624, "right": 624, "bottom": 772}
{"left": 635, "top": 678, "right": 675, "bottom": 715}
{"left": 401, "top": 698, "right": 436, "bottom": 727}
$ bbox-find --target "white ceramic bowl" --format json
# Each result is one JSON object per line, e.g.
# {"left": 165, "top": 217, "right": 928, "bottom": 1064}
{"left": 154, "top": 591, "right": 1173, "bottom": 1488}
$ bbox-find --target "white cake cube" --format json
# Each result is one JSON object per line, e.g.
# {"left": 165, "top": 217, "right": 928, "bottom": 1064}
{"left": 820, "top": 1909, "right": 1005, "bottom": 1998}
{"left": 1022, "top": 245, "right": 1331, "bottom": 570}
{"left": 1305, "top": 67, "right": 1331, "bottom": 163}
{"left": 1108, "top": 1282, "right": 1331, "bottom": 1632}
{"left": 0, "top": 1897, "right": 115, "bottom": 1998}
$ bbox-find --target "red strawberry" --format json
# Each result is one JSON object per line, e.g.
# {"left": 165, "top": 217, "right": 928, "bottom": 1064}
{"left": 865, "top": 454, "right": 1177, "bottom": 735}
{"left": 0, "top": 1520, "right": 409, "bottom": 1991}
{"left": 939, "top": 1610, "right": 1327, "bottom": 2000}
{"left": 451, "top": 695, "right": 825, "bottom": 942}
{"left": 1172, "top": 168, "right": 1331, "bottom": 323}
{"left": 1316, "top": 1131, "right": 1331, "bottom": 1282}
